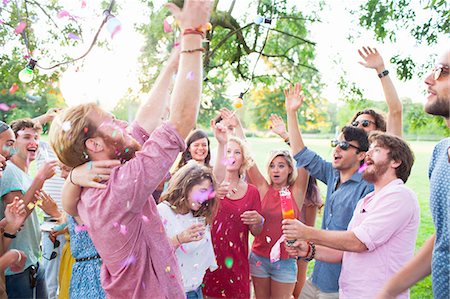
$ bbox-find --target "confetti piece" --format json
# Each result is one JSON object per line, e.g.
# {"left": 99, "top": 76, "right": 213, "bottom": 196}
{"left": 119, "top": 224, "right": 127, "bottom": 235}
{"left": 121, "top": 255, "right": 136, "bottom": 267}
{"left": 27, "top": 203, "right": 35, "bottom": 210}
{"left": 9, "top": 83, "right": 18, "bottom": 94}
{"left": 224, "top": 257, "right": 233, "bottom": 269}
{"left": 207, "top": 191, "right": 216, "bottom": 199}
{"left": 57, "top": 10, "right": 71, "bottom": 18}
{"left": 14, "top": 21, "right": 26, "bottom": 34}
{"left": 112, "top": 130, "right": 117, "bottom": 138}
{"left": 36, "top": 199, "right": 43, "bottom": 206}
{"left": 68, "top": 32, "right": 80, "bottom": 40}
{"left": 165, "top": 266, "right": 171, "bottom": 272}
{"left": 256, "top": 261, "right": 262, "bottom": 267}
{"left": 229, "top": 241, "right": 234, "bottom": 247}
{"left": 10, "top": 103, "right": 16, "bottom": 108}
{"left": 75, "top": 224, "right": 88, "bottom": 233}
{"left": 125, "top": 148, "right": 129, "bottom": 153}
{"left": 81, "top": 0, "right": 86, "bottom": 8}
{"left": 62, "top": 121, "right": 72, "bottom": 132}
{"left": 113, "top": 222, "right": 119, "bottom": 228}
{"left": 142, "top": 215, "right": 149, "bottom": 223}
{"left": 3, "top": 0, "right": 10, "bottom": 6}
{"left": 186, "top": 71, "right": 194, "bottom": 80}
{"left": 163, "top": 17, "right": 173, "bottom": 33}
{"left": 87, "top": 161, "right": 92, "bottom": 170}
{"left": 358, "top": 163, "right": 368, "bottom": 173}
{"left": 216, "top": 222, "right": 223, "bottom": 233}
{"left": 171, "top": 205, "right": 177, "bottom": 210}
{"left": 0, "top": 103, "right": 10, "bottom": 111}
{"left": 83, "top": 127, "right": 89, "bottom": 134}
{"left": 266, "top": 236, "right": 271, "bottom": 243}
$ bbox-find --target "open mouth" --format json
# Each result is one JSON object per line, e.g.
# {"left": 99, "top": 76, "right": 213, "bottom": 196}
{"left": 333, "top": 155, "right": 342, "bottom": 162}
{"left": 27, "top": 147, "right": 38, "bottom": 154}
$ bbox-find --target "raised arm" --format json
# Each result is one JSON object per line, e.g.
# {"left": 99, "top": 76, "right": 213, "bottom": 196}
{"left": 219, "top": 108, "right": 245, "bottom": 140}
{"left": 211, "top": 120, "right": 228, "bottom": 184}
{"left": 167, "top": 0, "right": 211, "bottom": 139}
{"left": 285, "top": 83, "right": 306, "bottom": 155}
{"left": 269, "top": 114, "right": 290, "bottom": 144}
{"left": 135, "top": 49, "right": 179, "bottom": 134}
{"left": 358, "top": 46, "right": 402, "bottom": 137}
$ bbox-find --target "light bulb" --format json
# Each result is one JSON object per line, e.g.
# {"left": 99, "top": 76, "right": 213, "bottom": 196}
{"left": 18, "top": 58, "right": 37, "bottom": 83}
{"left": 254, "top": 15, "right": 264, "bottom": 25}
{"left": 104, "top": 12, "right": 121, "bottom": 39}
{"left": 233, "top": 92, "right": 245, "bottom": 109}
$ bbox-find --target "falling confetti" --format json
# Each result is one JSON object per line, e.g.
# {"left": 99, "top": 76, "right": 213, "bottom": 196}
{"left": 81, "top": 0, "right": 86, "bottom": 8}
{"left": 165, "top": 266, "right": 171, "bottom": 273}
{"left": 9, "top": 83, "right": 18, "bottom": 94}
{"left": 266, "top": 236, "right": 271, "bottom": 243}
{"left": 224, "top": 257, "right": 233, "bottom": 269}
{"left": 186, "top": 71, "right": 194, "bottom": 80}
{"left": 121, "top": 255, "right": 136, "bottom": 267}
{"left": 142, "top": 215, "right": 149, "bottom": 223}
{"left": 83, "top": 127, "right": 89, "bottom": 134}
{"left": 112, "top": 130, "right": 117, "bottom": 138}
{"left": 62, "top": 121, "right": 72, "bottom": 132}
{"left": 3, "top": 0, "right": 10, "bottom": 6}
{"left": 57, "top": 10, "right": 71, "bottom": 18}
{"left": 74, "top": 224, "right": 88, "bottom": 233}
{"left": 0, "top": 103, "right": 11, "bottom": 111}
{"left": 358, "top": 162, "right": 368, "bottom": 173}
{"left": 126, "top": 201, "right": 130, "bottom": 209}
{"left": 68, "top": 32, "right": 80, "bottom": 40}
{"left": 119, "top": 224, "right": 127, "bottom": 235}
{"left": 163, "top": 17, "right": 173, "bottom": 33}
{"left": 256, "top": 261, "right": 262, "bottom": 267}
{"left": 14, "top": 21, "right": 26, "bottom": 34}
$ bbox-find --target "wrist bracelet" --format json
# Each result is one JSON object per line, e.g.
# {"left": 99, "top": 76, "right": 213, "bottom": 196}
{"left": 378, "top": 69, "right": 389, "bottom": 78}
{"left": 3, "top": 232, "right": 16, "bottom": 239}
{"left": 183, "top": 28, "right": 205, "bottom": 39}
{"left": 11, "top": 249, "right": 21, "bottom": 263}
{"left": 176, "top": 234, "right": 182, "bottom": 245}
{"left": 69, "top": 169, "right": 76, "bottom": 185}
{"left": 304, "top": 242, "right": 316, "bottom": 262}
{"left": 180, "top": 48, "right": 205, "bottom": 54}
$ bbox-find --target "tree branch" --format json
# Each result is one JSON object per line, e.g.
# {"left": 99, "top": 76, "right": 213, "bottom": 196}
{"left": 268, "top": 27, "right": 316, "bottom": 45}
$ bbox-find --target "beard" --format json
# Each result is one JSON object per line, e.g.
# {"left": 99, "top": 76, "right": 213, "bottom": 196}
{"left": 101, "top": 133, "right": 142, "bottom": 163}
{"left": 362, "top": 160, "right": 390, "bottom": 183}
{"left": 425, "top": 95, "right": 450, "bottom": 118}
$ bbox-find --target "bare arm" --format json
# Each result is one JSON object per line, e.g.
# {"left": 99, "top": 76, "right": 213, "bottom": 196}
{"left": 61, "top": 179, "right": 82, "bottom": 217}
{"left": 285, "top": 83, "right": 306, "bottom": 155}
{"left": 246, "top": 164, "right": 269, "bottom": 199}
{"left": 135, "top": 49, "right": 179, "bottom": 134}
{"left": 358, "top": 46, "right": 402, "bottom": 137}
{"left": 375, "top": 235, "right": 434, "bottom": 299}
{"left": 285, "top": 239, "right": 343, "bottom": 263}
{"left": 282, "top": 219, "right": 368, "bottom": 253}
{"left": 167, "top": 0, "right": 211, "bottom": 139}
{"left": 211, "top": 120, "right": 228, "bottom": 184}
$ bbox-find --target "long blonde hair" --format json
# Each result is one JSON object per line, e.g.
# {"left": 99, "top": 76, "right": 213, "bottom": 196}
{"left": 266, "top": 150, "right": 298, "bottom": 186}
{"left": 160, "top": 161, "right": 218, "bottom": 224}
{"left": 227, "top": 136, "right": 254, "bottom": 176}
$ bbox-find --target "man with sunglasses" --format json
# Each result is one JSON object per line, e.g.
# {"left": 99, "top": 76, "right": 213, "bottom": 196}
{"left": 284, "top": 83, "right": 373, "bottom": 299}
{"left": 283, "top": 132, "right": 419, "bottom": 298}
{"left": 376, "top": 50, "right": 450, "bottom": 298}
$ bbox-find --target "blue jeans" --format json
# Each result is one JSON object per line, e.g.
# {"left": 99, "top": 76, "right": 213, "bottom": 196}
{"left": 186, "top": 286, "right": 203, "bottom": 299}
{"left": 6, "top": 263, "right": 48, "bottom": 299}
{"left": 42, "top": 231, "right": 66, "bottom": 299}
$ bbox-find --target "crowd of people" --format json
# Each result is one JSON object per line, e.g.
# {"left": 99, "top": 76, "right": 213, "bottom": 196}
{"left": 0, "top": 1, "right": 448, "bottom": 298}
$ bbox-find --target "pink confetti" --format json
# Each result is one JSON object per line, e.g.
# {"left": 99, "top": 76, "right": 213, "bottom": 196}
{"left": 57, "top": 10, "right": 71, "bottom": 18}
{"left": 75, "top": 224, "right": 88, "bottom": 233}
{"left": 179, "top": 244, "right": 187, "bottom": 254}
{"left": 142, "top": 215, "right": 149, "bottom": 223}
{"left": 9, "top": 83, "right": 18, "bottom": 94}
{"left": 0, "top": 103, "right": 10, "bottom": 111}
{"left": 163, "top": 18, "right": 173, "bottom": 33}
{"left": 216, "top": 222, "right": 223, "bottom": 233}
{"left": 14, "top": 21, "right": 26, "bottom": 35}
{"left": 358, "top": 163, "right": 368, "bottom": 174}
{"left": 256, "top": 261, "right": 262, "bottom": 267}
{"left": 121, "top": 255, "right": 136, "bottom": 267}
{"left": 221, "top": 157, "right": 235, "bottom": 166}
{"left": 119, "top": 224, "right": 127, "bottom": 235}
{"left": 207, "top": 191, "right": 216, "bottom": 199}
{"left": 0, "top": 19, "right": 4, "bottom": 24}
{"left": 81, "top": 0, "right": 86, "bottom": 8}
{"left": 186, "top": 71, "right": 194, "bottom": 80}
{"left": 68, "top": 32, "right": 80, "bottom": 40}
{"left": 3, "top": 0, "right": 10, "bottom": 6}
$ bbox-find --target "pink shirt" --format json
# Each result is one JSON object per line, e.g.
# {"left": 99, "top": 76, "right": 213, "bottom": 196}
{"left": 78, "top": 122, "right": 186, "bottom": 299}
{"left": 339, "top": 179, "right": 419, "bottom": 299}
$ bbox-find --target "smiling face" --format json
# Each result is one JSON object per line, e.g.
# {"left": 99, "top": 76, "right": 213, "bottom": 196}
{"left": 188, "top": 178, "right": 213, "bottom": 211}
{"left": 188, "top": 137, "right": 209, "bottom": 163}
{"left": 15, "top": 127, "right": 39, "bottom": 163}
{"left": 0, "top": 128, "right": 16, "bottom": 160}
{"left": 268, "top": 155, "right": 292, "bottom": 187}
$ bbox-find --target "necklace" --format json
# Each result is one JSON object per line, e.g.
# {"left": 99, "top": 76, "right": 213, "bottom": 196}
{"left": 227, "top": 180, "right": 240, "bottom": 197}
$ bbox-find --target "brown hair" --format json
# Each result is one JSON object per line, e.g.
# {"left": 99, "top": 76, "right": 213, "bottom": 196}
{"left": 10, "top": 119, "right": 42, "bottom": 136}
{"left": 368, "top": 132, "right": 415, "bottom": 183}
{"left": 160, "top": 161, "right": 218, "bottom": 224}
{"left": 351, "top": 109, "right": 387, "bottom": 132}
{"left": 176, "top": 129, "right": 211, "bottom": 171}
{"left": 49, "top": 103, "right": 103, "bottom": 168}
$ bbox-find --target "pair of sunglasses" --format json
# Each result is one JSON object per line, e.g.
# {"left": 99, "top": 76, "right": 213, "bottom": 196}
{"left": 43, "top": 239, "right": 60, "bottom": 261}
{"left": 331, "top": 139, "right": 362, "bottom": 151}
{"left": 432, "top": 64, "right": 449, "bottom": 81}
{"left": 352, "top": 120, "right": 375, "bottom": 128}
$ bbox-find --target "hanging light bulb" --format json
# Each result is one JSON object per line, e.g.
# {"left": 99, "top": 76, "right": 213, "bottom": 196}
{"left": 104, "top": 10, "right": 121, "bottom": 39}
{"left": 233, "top": 92, "right": 245, "bottom": 109}
{"left": 18, "top": 58, "right": 37, "bottom": 83}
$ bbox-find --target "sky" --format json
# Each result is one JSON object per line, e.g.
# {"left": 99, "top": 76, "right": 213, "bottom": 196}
{"left": 53, "top": 0, "right": 447, "bottom": 111}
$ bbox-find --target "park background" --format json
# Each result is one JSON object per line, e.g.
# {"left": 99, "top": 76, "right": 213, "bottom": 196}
{"left": 1, "top": 0, "right": 449, "bottom": 298}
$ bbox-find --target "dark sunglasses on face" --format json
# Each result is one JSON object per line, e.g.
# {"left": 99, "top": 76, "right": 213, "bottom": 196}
{"left": 352, "top": 120, "right": 375, "bottom": 128}
{"left": 432, "top": 64, "right": 449, "bottom": 80}
{"left": 331, "top": 139, "right": 362, "bottom": 151}
{"left": 43, "top": 239, "right": 60, "bottom": 261}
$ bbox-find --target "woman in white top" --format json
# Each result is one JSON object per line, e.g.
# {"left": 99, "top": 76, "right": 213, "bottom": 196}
{"left": 157, "top": 161, "right": 219, "bottom": 299}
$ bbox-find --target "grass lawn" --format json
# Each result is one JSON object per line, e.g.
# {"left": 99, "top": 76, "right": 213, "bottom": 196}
{"left": 210, "top": 137, "right": 435, "bottom": 299}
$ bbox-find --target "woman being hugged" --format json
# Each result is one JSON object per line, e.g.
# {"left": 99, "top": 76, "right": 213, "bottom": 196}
{"left": 203, "top": 124, "right": 263, "bottom": 299}
{"left": 157, "top": 161, "right": 218, "bottom": 299}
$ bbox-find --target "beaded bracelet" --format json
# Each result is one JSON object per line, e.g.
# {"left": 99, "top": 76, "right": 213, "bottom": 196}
{"left": 183, "top": 28, "right": 205, "bottom": 39}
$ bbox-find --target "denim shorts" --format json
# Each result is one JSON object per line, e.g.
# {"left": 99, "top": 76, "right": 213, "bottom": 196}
{"left": 249, "top": 251, "right": 298, "bottom": 283}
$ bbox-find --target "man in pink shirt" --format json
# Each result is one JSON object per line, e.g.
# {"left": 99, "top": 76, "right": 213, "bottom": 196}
{"left": 48, "top": 1, "right": 211, "bottom": 298}
{"left": 283, "top": 132, "right": 419, "bottom": 299}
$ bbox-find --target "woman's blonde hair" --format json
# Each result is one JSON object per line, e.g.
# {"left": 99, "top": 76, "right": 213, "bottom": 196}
{"left": 227, "top": 136, "right": 254, "bottom": 176}
{"left": 160, "top": 161, "right": 218, "bottom": 224}
{"left": 266, "top": 150, "right": 298, "bottom": 186}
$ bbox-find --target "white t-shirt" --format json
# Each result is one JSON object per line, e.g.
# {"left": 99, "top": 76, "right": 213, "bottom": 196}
{"left": 157, "top": 202, "right": 218, "bottom": 292}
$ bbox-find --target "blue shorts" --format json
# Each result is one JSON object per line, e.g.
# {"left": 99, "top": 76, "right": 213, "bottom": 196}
{"left": 249, "top": 252, "right": 298, "bottom": 283}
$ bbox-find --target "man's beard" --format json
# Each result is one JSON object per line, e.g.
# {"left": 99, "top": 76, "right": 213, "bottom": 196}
{"left": 362, "top": 160, "right": 390, "bottom": 183}
{"left": 101, "top": 134, "right": 142, "bottom": 163}
{"left": 425, "top": 95, "right": 450, "bottom": 118}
